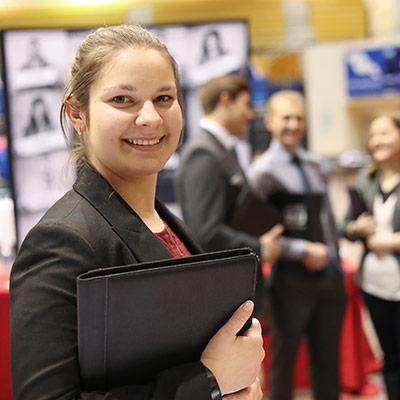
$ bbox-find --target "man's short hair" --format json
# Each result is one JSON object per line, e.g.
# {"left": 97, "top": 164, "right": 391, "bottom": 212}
{"left": 199, "top": 74, "right": 250, "bottom": 114}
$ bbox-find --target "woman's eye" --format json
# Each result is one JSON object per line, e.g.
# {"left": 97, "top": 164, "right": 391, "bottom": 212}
{"left": 156, "top": 95, "right": 173, "bottom": 103}
{"left": 112, "top": 96, "right": 130, "bottom": 104}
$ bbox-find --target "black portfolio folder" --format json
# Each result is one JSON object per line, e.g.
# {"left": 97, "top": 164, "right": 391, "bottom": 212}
{"left": 230, "top": 189, "right": 324, "bottom": 242}
{"left": 230, "top": 189, "right": 283, "bottom": 237}
{"left": 77, "top": 248, "right": 258, "bottom": 390}
{"left": 269, "top": 192, "right": 324, "bottom": 242}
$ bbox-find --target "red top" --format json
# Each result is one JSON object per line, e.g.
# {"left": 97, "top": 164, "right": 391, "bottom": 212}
{"left": 154, "top": 222, "right": 192, "bottom": 258}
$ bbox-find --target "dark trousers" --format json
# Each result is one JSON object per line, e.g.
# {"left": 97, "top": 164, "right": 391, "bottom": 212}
{"left": 268, "top": 271, "right": 346, "bottom": 400}
{"left": 362, "top": 291, "right": 400, "bottom": 400}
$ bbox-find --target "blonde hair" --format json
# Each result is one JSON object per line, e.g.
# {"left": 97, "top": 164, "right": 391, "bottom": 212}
{"left": 60, "top": 24, "right": 181, "bottom": 167}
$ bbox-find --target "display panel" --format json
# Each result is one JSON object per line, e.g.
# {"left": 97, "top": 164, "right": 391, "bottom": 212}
{"left": 2, "top": 21, "right": 248, "bottom": 244}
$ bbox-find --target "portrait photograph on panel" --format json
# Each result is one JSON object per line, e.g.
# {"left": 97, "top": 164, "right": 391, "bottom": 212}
{"left": 13, "top": 150, "right": 74, "bottom": 239}
{"left": 183, "top": 22, "right": 248, "bottom": 88}
{"left": 10, "top": 89, "right": 65, "bottom": 157}
{"left": 3, "top": 30, "right": 69, "bottom": 92}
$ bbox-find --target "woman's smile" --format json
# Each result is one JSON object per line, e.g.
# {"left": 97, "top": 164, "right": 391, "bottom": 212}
{"left": 122, "top": 136, "right": 165, "bottom": 152}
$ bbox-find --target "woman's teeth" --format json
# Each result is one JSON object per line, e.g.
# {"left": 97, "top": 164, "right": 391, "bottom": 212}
{"left": 125, "top": 138, "right": 160, "bottom": 146}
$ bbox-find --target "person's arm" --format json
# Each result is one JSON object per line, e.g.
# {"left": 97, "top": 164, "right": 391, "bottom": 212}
{"left": 177, "top": 151, "right": 260, "bottom": 253}
{"left": 366, "top": 232, "right": 400, "bottom": 255}
{"left": 259, "top": 224, "right": 283, "bottom": 264}
{"left": 10, "top": 223, "right": 212, "bottom": 400}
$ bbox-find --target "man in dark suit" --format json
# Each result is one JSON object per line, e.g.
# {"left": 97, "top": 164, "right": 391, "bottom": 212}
{"left": 175, "top": 75, "right": 282, "bottom": 316}
{"left": 247, "top": 90, "right": 346, "bottom": 400}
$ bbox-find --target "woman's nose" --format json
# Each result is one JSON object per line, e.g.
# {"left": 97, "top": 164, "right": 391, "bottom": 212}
{"left": 135, "top": 101, "right": 162, "bottom": 127}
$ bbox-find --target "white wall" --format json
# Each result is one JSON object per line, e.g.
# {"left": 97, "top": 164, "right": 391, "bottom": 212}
{"left": 302, "top": 35, "right": 400, "bottom": 157}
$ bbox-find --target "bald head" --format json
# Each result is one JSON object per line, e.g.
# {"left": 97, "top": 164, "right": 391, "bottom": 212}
{"left": 265, "top": 90, "right": 305, "bottom": 117}
{"left": 264, "top": 90, "right": 306, "bottom": 153}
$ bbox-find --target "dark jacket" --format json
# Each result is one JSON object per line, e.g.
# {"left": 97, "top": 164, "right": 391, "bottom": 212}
{"left": 175, "top": 129, "right": 260, "bottom": 254}
{"left": 345, "top": 168, "right": 400, "bottom": 280}
{"left": 10, "top": 165, "right": 211, "bottom": 400}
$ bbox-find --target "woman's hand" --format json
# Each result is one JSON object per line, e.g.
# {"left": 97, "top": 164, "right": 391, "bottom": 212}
{"left": 222, "top": 378, "right": 263, "bottom": 399}
{"left": 260, "top": 224, "right": 284, "bottom": 264}
{"left": 347, "top": 212, "right": 375, "bottom": 239}
{"left": 367, "top": 232, "right": 398, "bottom": 256}
{"left": 200, "top": 300, "right": 265, "bottom": 396}
{"left": 303, "top": 242, "right": 330, "bottom": 271}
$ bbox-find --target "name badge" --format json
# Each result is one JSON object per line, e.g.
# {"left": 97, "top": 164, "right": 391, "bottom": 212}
{"left": 282, "top": 203, "right": 308, "bottom": 231}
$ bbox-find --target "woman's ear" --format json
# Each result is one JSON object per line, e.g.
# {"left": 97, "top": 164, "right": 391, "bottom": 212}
{"left": 64, "top": 99, "right": 85, "bottom": 134}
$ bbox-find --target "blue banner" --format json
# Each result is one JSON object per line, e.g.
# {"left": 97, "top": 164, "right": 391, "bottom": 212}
{"left": 345, "top": 46, "right": 400, "bottom": 96}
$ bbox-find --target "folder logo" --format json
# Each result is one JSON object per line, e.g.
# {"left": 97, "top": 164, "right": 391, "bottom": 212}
{"left": 282, "top": 203, "right": 308, "bottom": 231}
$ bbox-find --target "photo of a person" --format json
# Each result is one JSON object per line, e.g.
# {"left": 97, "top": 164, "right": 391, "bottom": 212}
{"left": 199, "top": 29, "right": 228, "bottom": 64}
{"left": 4, "top": 30, "right": 70, "bottom": 92}
{"left": 20, "top": 37, "right": 49, "bottom": 70}
{"left": 24, "top": 96, "right": 53, "bottom": 136}
{"left": 183, "top": 23, "right": 247, "bottom": 90}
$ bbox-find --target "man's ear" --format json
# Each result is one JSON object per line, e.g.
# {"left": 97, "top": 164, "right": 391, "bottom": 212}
{"left": 219, "top": 91, "right": 231, "bottom": 108}
{"left": 64, "top": 99, "right": 85, "bottom": 134}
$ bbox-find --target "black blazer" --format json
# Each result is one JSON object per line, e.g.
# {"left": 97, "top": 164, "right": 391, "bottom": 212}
{"left": 10, "top": 165, "right": 212, "bottom": 400}
{"left": 175, "top": 129, "right": 260, "bottom": 254}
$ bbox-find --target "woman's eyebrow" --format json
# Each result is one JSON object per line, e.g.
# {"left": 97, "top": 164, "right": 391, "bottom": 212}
{"left": 157, "top": 85, "right": 176, "bottom": 92}
{"left": 103, "top": 84, "right": 137, "bottom": 93}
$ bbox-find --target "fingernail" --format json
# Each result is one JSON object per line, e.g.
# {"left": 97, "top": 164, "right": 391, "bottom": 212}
{"left": 242, "top": 300, "right": 253, "bottom": 312}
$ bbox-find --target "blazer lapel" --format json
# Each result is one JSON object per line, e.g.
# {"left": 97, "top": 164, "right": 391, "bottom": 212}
{"left": 363, "top": 172, "right": 380, "bottom": 212}
{"left": 392, "top": 184, "right": 400, "bottom": 232}
{"left": 73, "top": 165, "right": 174, "bottom": 263}
{"left": 201, "top": 130, "right": 246, "bottom": 187}
{"left": 362, "top": 172, "right": 400, "bottom": 231}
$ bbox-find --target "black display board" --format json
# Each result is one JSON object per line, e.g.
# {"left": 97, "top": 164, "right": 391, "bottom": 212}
{"left": 1, "top": 21, "right": 249, "bottom": 245}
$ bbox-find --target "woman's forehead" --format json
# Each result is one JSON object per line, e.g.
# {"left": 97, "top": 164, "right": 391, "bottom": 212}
{"left": 95, "top": 47, "right": 174, "bottom": 81}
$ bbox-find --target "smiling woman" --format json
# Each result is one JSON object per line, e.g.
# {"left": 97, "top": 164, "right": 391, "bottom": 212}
{"left": 65, "top": 47, "right": 183, "bottom": 199}
{"left": 10, "top": 25, "right": 264, "bottom": 400}
{"left": 345, "top": 115, "right": 400, "bottom": 400}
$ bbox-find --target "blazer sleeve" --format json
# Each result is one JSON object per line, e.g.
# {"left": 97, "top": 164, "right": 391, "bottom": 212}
{"left": 10, "top": 222, "right": 211, "bottom": 400}
{"left": 176, "top": 150, "right": 260, "bottom": 254}
{"left": 341, "top": 170, "right": 371, "bottom": 241}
